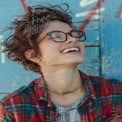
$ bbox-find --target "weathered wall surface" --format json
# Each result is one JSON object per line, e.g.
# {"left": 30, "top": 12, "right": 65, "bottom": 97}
{"left": 0, "top": 0, "right": 122, "bottom": 98}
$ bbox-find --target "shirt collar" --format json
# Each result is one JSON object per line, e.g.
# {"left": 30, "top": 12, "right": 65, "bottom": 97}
{"left": 79, "top": 71, "right": 96, "bottom": 100}
{"left": 33, "top": 75, "right": 53, "bottom": 107}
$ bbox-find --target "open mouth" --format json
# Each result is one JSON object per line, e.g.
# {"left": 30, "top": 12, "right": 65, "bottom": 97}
{"left": 61, "top": 47, "right": 80, "bottom": 54}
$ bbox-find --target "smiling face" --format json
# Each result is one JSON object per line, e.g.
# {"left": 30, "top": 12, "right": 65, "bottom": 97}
{"left": 36, "top": 21, "right": 85, "bottom": 69}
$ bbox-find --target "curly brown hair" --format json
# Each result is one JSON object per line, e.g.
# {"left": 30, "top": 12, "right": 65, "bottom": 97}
{"left": 1, "top": 3, "right": 73, "bottom": 74}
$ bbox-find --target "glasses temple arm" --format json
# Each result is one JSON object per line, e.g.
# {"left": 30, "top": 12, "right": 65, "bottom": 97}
{"left": 36, "top": 34, "right": 48, "bottom": 44}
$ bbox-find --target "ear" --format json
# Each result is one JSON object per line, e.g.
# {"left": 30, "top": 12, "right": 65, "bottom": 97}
{"left": 25, "top": 49, "right": 38, "bottom": 62}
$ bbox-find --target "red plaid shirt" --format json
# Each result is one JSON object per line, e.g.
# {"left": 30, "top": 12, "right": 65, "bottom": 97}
{"left": 0, "top": 71, "right": 122, "bottom": 122}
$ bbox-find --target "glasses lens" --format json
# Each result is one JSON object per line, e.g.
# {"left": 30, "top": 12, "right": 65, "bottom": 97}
{"left": 50, "top": 32, "right": 66, "bottom": 42}
{"left": 71, "top": 30, "right": 86, "bottom": 41}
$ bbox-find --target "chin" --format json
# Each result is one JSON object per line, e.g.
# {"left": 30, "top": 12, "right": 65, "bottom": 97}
{"left": 70, "top": 57, "right": 84, "bottom": 63}
{"left": 61, "top": 59, "right": 84, "bottom": 66}
{"left": 50, "top": 57, "right": 84, "bottom": 66}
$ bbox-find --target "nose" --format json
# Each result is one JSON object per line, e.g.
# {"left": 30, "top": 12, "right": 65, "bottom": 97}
{"left": 65, "top": 35, "right": 77, "bottom": 43}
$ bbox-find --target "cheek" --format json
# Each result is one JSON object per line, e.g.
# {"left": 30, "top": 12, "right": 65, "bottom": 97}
{"left": 40, "top": 44, "right": 59, "bottom": 61}
{"left": 38, "top": 42, "right": 52, "bottom": 55}
{"left": 79, "top": 42, "right": 84, "bottom": 52}
{"left": 38, "top": 40, "right": 61, "bottom": 58}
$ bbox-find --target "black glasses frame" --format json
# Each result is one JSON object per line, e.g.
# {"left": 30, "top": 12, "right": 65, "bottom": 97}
{"left": 36, "top": 30, "right": 86, "bottom": 44}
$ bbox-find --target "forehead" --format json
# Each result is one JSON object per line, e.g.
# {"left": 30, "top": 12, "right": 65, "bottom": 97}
{"left": 43, "top": 21, "right": 72, "bottom": 34}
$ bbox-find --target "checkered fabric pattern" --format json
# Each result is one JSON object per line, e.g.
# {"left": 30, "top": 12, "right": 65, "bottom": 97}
{"left": 0, "top": 71, "right": 122, "bottom": 122}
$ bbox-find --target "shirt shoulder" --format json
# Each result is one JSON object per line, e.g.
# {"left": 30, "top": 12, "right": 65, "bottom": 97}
{"left": 0, "top": 77, "right": 40, "bottom": 104}
{"left": 89, "top": 75, "right": 122, "bottom": 96}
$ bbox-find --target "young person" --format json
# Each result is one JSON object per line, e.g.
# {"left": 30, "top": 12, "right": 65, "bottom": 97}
{"left": 0, "top": 4, "right": 122, "bottom": 122}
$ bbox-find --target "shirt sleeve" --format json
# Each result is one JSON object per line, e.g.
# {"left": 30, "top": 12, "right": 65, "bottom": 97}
{"left": 0, "top": 101, "right": 14, "bottom": 122}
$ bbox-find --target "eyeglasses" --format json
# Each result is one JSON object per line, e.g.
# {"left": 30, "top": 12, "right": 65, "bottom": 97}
{"left": 36, "top": 30, "right": 86, "bottom": 44}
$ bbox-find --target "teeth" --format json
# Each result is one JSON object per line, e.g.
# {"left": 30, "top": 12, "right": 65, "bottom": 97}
{"left": 62, "top": 47, "right": 79, "bottom": 54}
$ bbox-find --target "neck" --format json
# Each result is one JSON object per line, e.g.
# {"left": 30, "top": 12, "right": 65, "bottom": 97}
{"left": 47, "top": 84, "right": 83, "bottom": 95}
{"left": 41, "top": 66, "right": 83, "bottom": 94}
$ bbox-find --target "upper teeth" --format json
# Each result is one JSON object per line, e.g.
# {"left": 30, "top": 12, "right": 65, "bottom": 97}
{"left": 62, "top": 47, "right": 79, "bottom": 54}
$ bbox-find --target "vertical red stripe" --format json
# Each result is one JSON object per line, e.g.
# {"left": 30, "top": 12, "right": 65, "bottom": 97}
{"left": 79, "top": 0, "right": 105, "bottom": 31}
{"left": 20, "top": 0, "right": 28, "bottom": 13}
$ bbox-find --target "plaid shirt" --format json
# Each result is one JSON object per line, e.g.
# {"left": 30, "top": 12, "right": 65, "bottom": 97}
{"left": 0, "top": 71, "right": 122, "bottom": 122}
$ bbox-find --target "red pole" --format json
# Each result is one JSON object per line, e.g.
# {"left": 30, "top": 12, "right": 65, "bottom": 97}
{"left": 20, "top": 0, "right": 28, "bottom": 13}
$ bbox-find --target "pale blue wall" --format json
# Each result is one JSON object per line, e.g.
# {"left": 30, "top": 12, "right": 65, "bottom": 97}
{"left": 0, "top": 0, "right": 122, "bottom": 98}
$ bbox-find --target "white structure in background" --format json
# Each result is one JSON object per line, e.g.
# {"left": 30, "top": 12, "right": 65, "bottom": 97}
{"left": 121, "top": 13, "right": 122, "bottom": 18}
{"left": 76, "top": 0, "right": 105, "bottom": 19}
{"left": 0, "top": 34, "right": 5, "bottom": 64}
